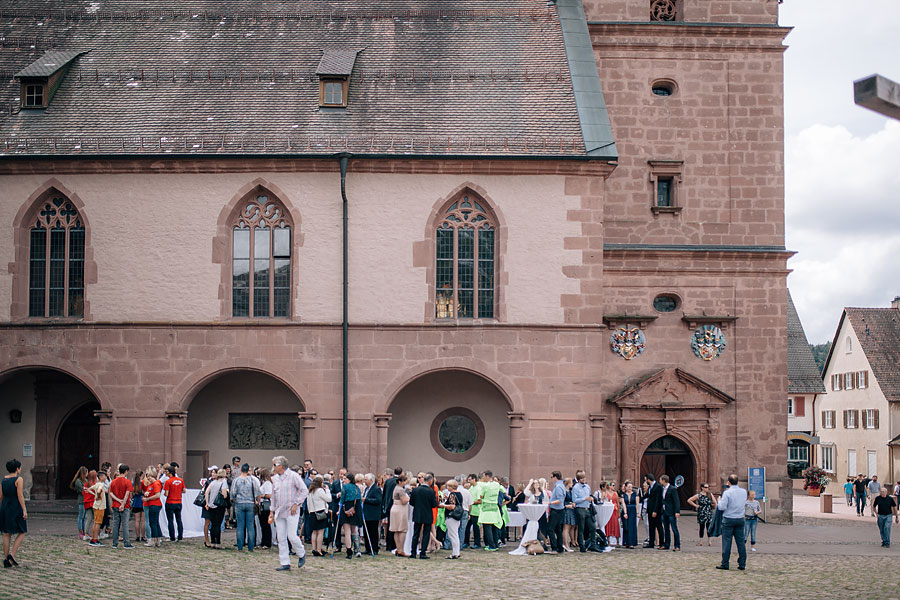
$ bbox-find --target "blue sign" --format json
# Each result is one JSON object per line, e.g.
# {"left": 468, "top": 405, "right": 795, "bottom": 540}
{"left": 748, "top": 467, "right": 766, "bottom": 501}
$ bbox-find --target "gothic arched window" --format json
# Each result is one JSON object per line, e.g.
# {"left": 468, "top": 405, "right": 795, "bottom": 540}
{"left": 232, "top": 194, "right": 292, "bottom": 318}
{"left": 29, "top": 195, "right": 84, "bottom": 317}
{"left": 435, "top": 194, "right": 495, "bottom": 319}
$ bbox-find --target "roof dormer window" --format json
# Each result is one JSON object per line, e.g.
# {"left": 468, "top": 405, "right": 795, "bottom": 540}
{"left": 24, "top": 83, "right": 45, "bottom": 108}
{"left": 316, "top": 49, "right": 361, "bottom": 109}
{"left": 16, "top": 49, "right": 89, "bottom": 110}
{"left": 320, "top": 79, "right": 348, "bottom": 108}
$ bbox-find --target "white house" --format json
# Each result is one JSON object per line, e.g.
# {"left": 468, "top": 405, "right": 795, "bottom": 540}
{"left": 815, "top": 297, "right": 900, "bottom": 485}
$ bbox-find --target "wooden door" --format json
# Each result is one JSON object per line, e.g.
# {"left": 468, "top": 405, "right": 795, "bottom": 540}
{"left": 57, "top": 402, "right": 100, "bottom": 498}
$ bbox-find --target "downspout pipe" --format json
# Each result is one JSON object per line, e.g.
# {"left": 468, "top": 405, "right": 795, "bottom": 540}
{"left": 338, "top": 152, "right": 350, "bottom": 469}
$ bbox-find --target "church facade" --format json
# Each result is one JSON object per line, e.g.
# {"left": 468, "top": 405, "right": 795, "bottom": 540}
{"left": 0, "top": 0, "right": 793, "bottom": 520}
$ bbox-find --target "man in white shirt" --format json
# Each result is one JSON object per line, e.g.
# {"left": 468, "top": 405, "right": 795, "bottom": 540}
{"left": 715, "top": 474, "right": 748, "bottom": 571}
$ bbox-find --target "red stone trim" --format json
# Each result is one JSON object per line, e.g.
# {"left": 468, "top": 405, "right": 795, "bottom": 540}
{"left": 9, "top": 179, "right": 97, "bottom": 321}
{"left": 0, "top": 362, "right": 110, "bottom": 410}
{"left": 212, "top": 178, "right": 304, "bottom": 321}
{"left": 429, "top": 407, "right": 486, "bottom": 463}
{"left": 0, "top": 157, "right": 616, "bottom": 177}
{"left": 172, "top": 363, "right": 309, "bottom": 413}
{"left": 419, "top": 182, "right": 508, "bottom": 323}
{"left": 380, "top": 360, "right": 521, "bottom": 415}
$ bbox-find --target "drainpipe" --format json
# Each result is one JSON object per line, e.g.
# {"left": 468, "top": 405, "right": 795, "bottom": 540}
{"left": 338, "top": 153, "right": 350, "bottom": 469}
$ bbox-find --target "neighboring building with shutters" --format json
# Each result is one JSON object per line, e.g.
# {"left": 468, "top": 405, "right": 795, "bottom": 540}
{"left": 815, "top": 298, "right": 900, "bottom": 484}
{"left": 786, "top": 290, "right": 825, "bottom": 480}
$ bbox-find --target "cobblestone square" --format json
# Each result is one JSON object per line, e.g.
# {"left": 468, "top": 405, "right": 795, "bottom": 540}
{"left": 3, "top": 516, "right": 898, "bottom": 600}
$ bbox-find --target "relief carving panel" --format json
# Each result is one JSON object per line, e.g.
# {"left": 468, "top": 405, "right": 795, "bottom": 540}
{"left": 229, "top": 413, "right": 299, "bottom": 450}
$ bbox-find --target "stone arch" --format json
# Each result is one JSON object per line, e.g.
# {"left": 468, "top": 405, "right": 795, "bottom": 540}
{"left": 635, "top": 429, "right": 703, "bottom": 467}
{"left": 380, "top": 358, "right": 522, "bottom": 416}
{"left": 0, "top": 361, "right": 110, "bottom": 411}
{"left": 212, "top": 178, "right": 304, "bottom": 319}
{"left": 10, "top": 179, "right": 98, "bottom": 320}
{"left": 416, "top": 181, "right": 509, "bottom": 322}
{"left": 173, "top": 363, "right": 309, "bottom": 413}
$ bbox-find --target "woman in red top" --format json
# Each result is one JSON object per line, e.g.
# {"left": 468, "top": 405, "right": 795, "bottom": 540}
{"left": 81, "top": 470, "right": 97, "bottom": 543}
{"left": 142, "top": 466, "right": 163, "bottom": 547}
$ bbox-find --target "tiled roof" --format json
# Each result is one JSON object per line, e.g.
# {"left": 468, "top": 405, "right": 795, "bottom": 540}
{"left": 316, "top": 50, "right": 361, "bottom": 78}
{"left": 15, "top": 50, "right": 88, "bottom": 78}
{"left": 0, "top": 0, "right": 616, "bottom": 159}
{"left": 845, "top": 307, "right": 900, "bottom": 402}
{"left": 787, "top": 290, "right": 825, "bottom": 394}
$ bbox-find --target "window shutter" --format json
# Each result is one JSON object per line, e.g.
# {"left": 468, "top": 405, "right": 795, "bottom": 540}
{"left": 795, "top": 397, "right": 805, "bottom": 417}
{"left": 863, "top": 371, "right": 869, "bottom": 388}
{"left": 853, "top": 372, "right": 859, "bottom": 388}
{"left": 854, "top": 409, "right": 860, "bottom": 428}
{"left": 821, "top": 411, "right": 825, "bottom": 427}
{"left": 874, "top": 409, "right": 879, "bottom": 429}
{"left": 843, "top": 410, "right": 848, "bottom": 428}
{"left": 830, "top": 410, "right": 836, "bottom": 428}
{"left": 838, "top": 374, "right": 843, "bottom": 391}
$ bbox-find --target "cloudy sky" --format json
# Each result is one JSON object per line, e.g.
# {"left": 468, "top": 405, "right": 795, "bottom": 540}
{"left": 780, "top": 0, "right": 900, "bottom": 343}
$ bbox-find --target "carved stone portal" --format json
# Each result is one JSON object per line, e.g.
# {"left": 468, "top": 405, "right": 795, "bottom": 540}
{"left": 229, "top": 413, "right": 299, "bottom": 450}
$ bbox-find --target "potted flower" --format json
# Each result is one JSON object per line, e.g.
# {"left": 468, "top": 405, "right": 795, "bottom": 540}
{"left": 802, "top": 466, "right": 830, "bottom": 496}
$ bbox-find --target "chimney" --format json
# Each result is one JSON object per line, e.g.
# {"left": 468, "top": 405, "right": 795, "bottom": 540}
{"left": 892, "top": 296, "right": 900, "bottom": 310}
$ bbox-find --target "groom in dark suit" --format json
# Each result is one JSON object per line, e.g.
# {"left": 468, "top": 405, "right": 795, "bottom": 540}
{"left": 659, "top": 474, "right": 681, "bottom": 550}
{"left": 643, "top": 473, "right": 664, "bottom": 549}
{"left": 409, "top": 473, "right": 438, "bottom": 559}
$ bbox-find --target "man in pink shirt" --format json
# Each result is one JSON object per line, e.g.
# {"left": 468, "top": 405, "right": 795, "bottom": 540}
{"left": 268, "top": 456, "right": 308, "bottom": 571}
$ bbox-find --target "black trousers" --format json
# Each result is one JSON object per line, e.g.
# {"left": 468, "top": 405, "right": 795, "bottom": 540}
{"left": 384, "top": 517, "right": 396, "bottom": 552}
{"left": 648, "top": 513, "right": 664, "bottom": 547}
{"left": 259, "top": 510, "right": 272, "bottom": 547}
{"left": 363, "top": 519, "right": 380, "bottom": 554}
{"left": 483, "top": 522, "right": 499, "bottom": 549}
{"left": 465, "top": 514, "right": 481, "bottom": 546}
{"left": 410, "top": 521, "right": 431, "bottom": 557}
{"left": 575, "top": 507, "right": 594, "bottom": 550}
{"left": 548, "top": 509, "right": 565, "bottom": 552}
{"left": 165, "top": 503, "right": 183, "bottom": 540}
{"left": 208, "top": 506, "right": 226, "bottom": 545}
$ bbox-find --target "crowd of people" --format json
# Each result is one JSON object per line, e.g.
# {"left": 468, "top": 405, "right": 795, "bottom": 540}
{"left": 4, "top": 454, "right": 900, "bottom": 571}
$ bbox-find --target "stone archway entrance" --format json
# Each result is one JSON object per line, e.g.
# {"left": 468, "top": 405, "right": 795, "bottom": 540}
{"left": 185, "top": 371, "right": 307, "bottom": 485}
{"left": 640, "top": 435, "right": 695, "bottom": 508}
{"left": 386, "top": 370, "right": 511, "bottom": 479}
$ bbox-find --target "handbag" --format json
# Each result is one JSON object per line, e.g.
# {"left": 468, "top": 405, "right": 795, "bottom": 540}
{"left": 449, "top": 503, "right": 464, "bottom": 520}
{"left": 314, "top": 509, "right": 328, "bottom": 521}
{"left": 193, "top": 492, "right": 206, "bottom": 507}
{"left": 213, "top": 484, "right": 228, "bottom": 508}
{"left": 259, "top": 498, "right": 271, "bottom": 513}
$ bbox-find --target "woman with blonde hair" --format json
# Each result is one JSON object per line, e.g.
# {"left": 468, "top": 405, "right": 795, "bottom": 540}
{"left": 204, "top": 468, "right": 229, "bottom": 549}
{"left": 142, "top": 466, "right": 163, "bottom": 547}
{"left": 69, "top": 466, "right": 89, "bottom": 539}
{"left": 306, "top": 475, "right": 332, "bottom": 556}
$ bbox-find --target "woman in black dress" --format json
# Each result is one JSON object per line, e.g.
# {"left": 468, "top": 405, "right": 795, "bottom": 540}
{"left": 1, "top": 459, "right": 27, "bottom": 568}
{"left": 621, "top": 481, "right": 639, "bottom": 548}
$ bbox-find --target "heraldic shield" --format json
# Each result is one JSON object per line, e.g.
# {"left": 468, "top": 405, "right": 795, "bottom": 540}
{"left": 610, "top": 326, "right": 646, "bottom": 360}
{"left": 691, "top": 325, "right": 726, "bottom": 361}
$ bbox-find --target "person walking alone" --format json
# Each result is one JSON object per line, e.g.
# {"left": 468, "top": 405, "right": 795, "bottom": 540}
{"left": 1, "top": 459, "right": 27, "bottom": 568}
{"left": 269, "top": 455, "right": 308, "bottom": 571}
{"left": 872, "top": 487, "right": 898, "bottom": 547}
{"left": 715, "top": 474, "right": 748, "bottom": 571}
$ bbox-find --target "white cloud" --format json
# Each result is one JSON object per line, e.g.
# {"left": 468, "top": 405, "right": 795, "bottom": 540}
{"left": 786, "top": 120, "right": 900, "bottom": 343}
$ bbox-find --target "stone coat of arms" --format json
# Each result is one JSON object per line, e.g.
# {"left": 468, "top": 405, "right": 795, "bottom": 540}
{"left": 691, "top": 325, "right": 726, "bottom": 361}
{"left": 610, "top": 326, "right": 646, "bottom": 360}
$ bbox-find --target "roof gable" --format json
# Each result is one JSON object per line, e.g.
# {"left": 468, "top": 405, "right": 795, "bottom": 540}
{"left": 845, "top": 308, "right": 900, "bottom": 402}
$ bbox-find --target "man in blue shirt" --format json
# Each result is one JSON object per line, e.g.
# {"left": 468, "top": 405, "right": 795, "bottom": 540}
{"left": 571, "top": 470, "right": 593, "bottom": 552}
{"left": 715, "top": 473, "right": 748, "bottom": 570}
{"left": 547, "top": 471, "right": 566, "bottom": 554}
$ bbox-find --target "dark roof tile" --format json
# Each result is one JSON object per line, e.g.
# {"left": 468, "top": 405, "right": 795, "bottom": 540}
{"left": 787, "top": 290, "right": 826, "bottom": 394}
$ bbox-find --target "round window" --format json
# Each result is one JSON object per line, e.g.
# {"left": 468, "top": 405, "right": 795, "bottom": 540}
{"left": 438, "top": 415, "right": 477, "bottom": 454}
{"left": 430, "top": 407, "right": 486, "bottom": 462}
{"left": 651, "top": 79, "right": 676, "bottom": 97}
{"left": 653, "top": 293, "right": 680, "bottom": 312}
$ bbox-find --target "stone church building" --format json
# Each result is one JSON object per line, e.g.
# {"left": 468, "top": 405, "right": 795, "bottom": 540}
{"left": 0, "top": 0, "right": 792, "bottom": 519}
